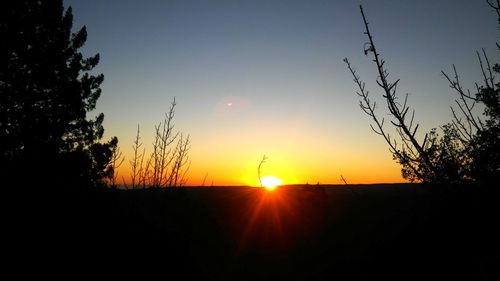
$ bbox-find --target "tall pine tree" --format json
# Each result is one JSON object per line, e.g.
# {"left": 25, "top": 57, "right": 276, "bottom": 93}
{"left": 0, "top": 0, "right": 115, "bottom": 187}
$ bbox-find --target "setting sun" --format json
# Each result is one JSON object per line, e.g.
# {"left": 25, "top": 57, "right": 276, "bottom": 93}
{"left": 260, "top": 176, "right": 283, "bottom": 190}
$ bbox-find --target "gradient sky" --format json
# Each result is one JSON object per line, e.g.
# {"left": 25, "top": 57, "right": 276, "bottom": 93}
{"left": 64, "top": 0, "right": 498, "bottom": 185}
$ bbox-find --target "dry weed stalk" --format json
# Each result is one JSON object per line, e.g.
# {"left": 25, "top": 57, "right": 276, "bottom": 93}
{"left": 128, "top": 97, "right": 191, "bottom": 188}
{"left": 258, "top": 155, "right": 267, "bottom": 187}
{"left": 129, "top": 124, "right": 145, "bottom": 189}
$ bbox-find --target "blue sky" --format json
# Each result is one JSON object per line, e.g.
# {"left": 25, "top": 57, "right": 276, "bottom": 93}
{"left": 64, "top": 0, "right": 499, "bottom": 185}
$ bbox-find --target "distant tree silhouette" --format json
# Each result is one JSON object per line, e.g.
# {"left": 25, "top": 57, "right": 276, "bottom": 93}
{"left": 345, "top": 2, "right": 499, "bottom": 186}
{"left": 0, "top": 1, "right": 116, "bottom": 187}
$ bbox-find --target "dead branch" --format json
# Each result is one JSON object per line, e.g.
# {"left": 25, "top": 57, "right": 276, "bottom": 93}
{"left": 201, "top": 172, "right": 208, "bottom": 186}
{"left": 129, "top": 124, "right": 144, "bottom": 189}
{"left": 344, "top": 5, "right": 438, "bottom": 181}
{"left": 441, "top": 49, "right": 497, "bottom": 144}
{"left": 150, "top": 98, "right": 180, "bottom": 188}
{"left": 487, "top": 0, "right": 500, "bottom": 19}
{"left": 167, "top": 134, "right": 191, "bottom": 187}
{"left": 258, "top": 155, "right": 267, "bottom": 187}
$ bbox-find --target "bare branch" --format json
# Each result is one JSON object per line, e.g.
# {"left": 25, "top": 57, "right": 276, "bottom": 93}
{"left": 129, "top": 124, "right": 144, "bottom": 189}
{"left": 258, "top": 155, "right": 268, "bottom": 187}
{"left": 487, "top": 0, "right": 500, "bottom": 20}
{"left": 344, "top": 6, "right": 440, "bottom": 181}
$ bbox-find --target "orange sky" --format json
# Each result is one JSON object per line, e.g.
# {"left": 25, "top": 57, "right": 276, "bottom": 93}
{"left": 66, "top": 0, "right": 497, "bottom": 187}
{"left": 113, "top": 111, "right": 406, "bottom": 186}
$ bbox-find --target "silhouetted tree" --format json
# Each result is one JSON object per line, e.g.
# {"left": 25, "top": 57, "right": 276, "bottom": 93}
{"left": 0, "top": 0, "right": 115, "bottom": 187}
{"left": 107, "top": 137, "right": 124, "bottom": 188}
{"left": 439, "top": 0, "right": 500, "bottom": 186}
{"left": 345, "top": 3, "right": 499, "bottom": 186}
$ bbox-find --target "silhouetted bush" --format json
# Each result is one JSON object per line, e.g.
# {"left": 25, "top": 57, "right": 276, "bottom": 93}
{"left": 126, "top": 98, "right": 191, "bottom": 189}
{"left": 345, "top": 2, "right": 499, "bottom": 186}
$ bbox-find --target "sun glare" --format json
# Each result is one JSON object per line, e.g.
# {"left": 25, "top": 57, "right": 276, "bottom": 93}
{"left": 260, "top": 176, "right": 282, "bottom": 190}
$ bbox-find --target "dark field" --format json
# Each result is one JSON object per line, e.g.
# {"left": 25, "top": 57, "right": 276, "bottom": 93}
{"left": 18, "top": 184, "right": 500, "bottom": 280}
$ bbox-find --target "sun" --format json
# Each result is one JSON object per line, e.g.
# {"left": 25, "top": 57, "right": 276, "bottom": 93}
{"left": 260, "top": 176, "right": 283, "bottom": 190}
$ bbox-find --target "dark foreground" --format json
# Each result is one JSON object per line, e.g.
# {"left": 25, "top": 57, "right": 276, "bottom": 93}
{"left": 12, "top": 184, "right": 500, "bottom": 280}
